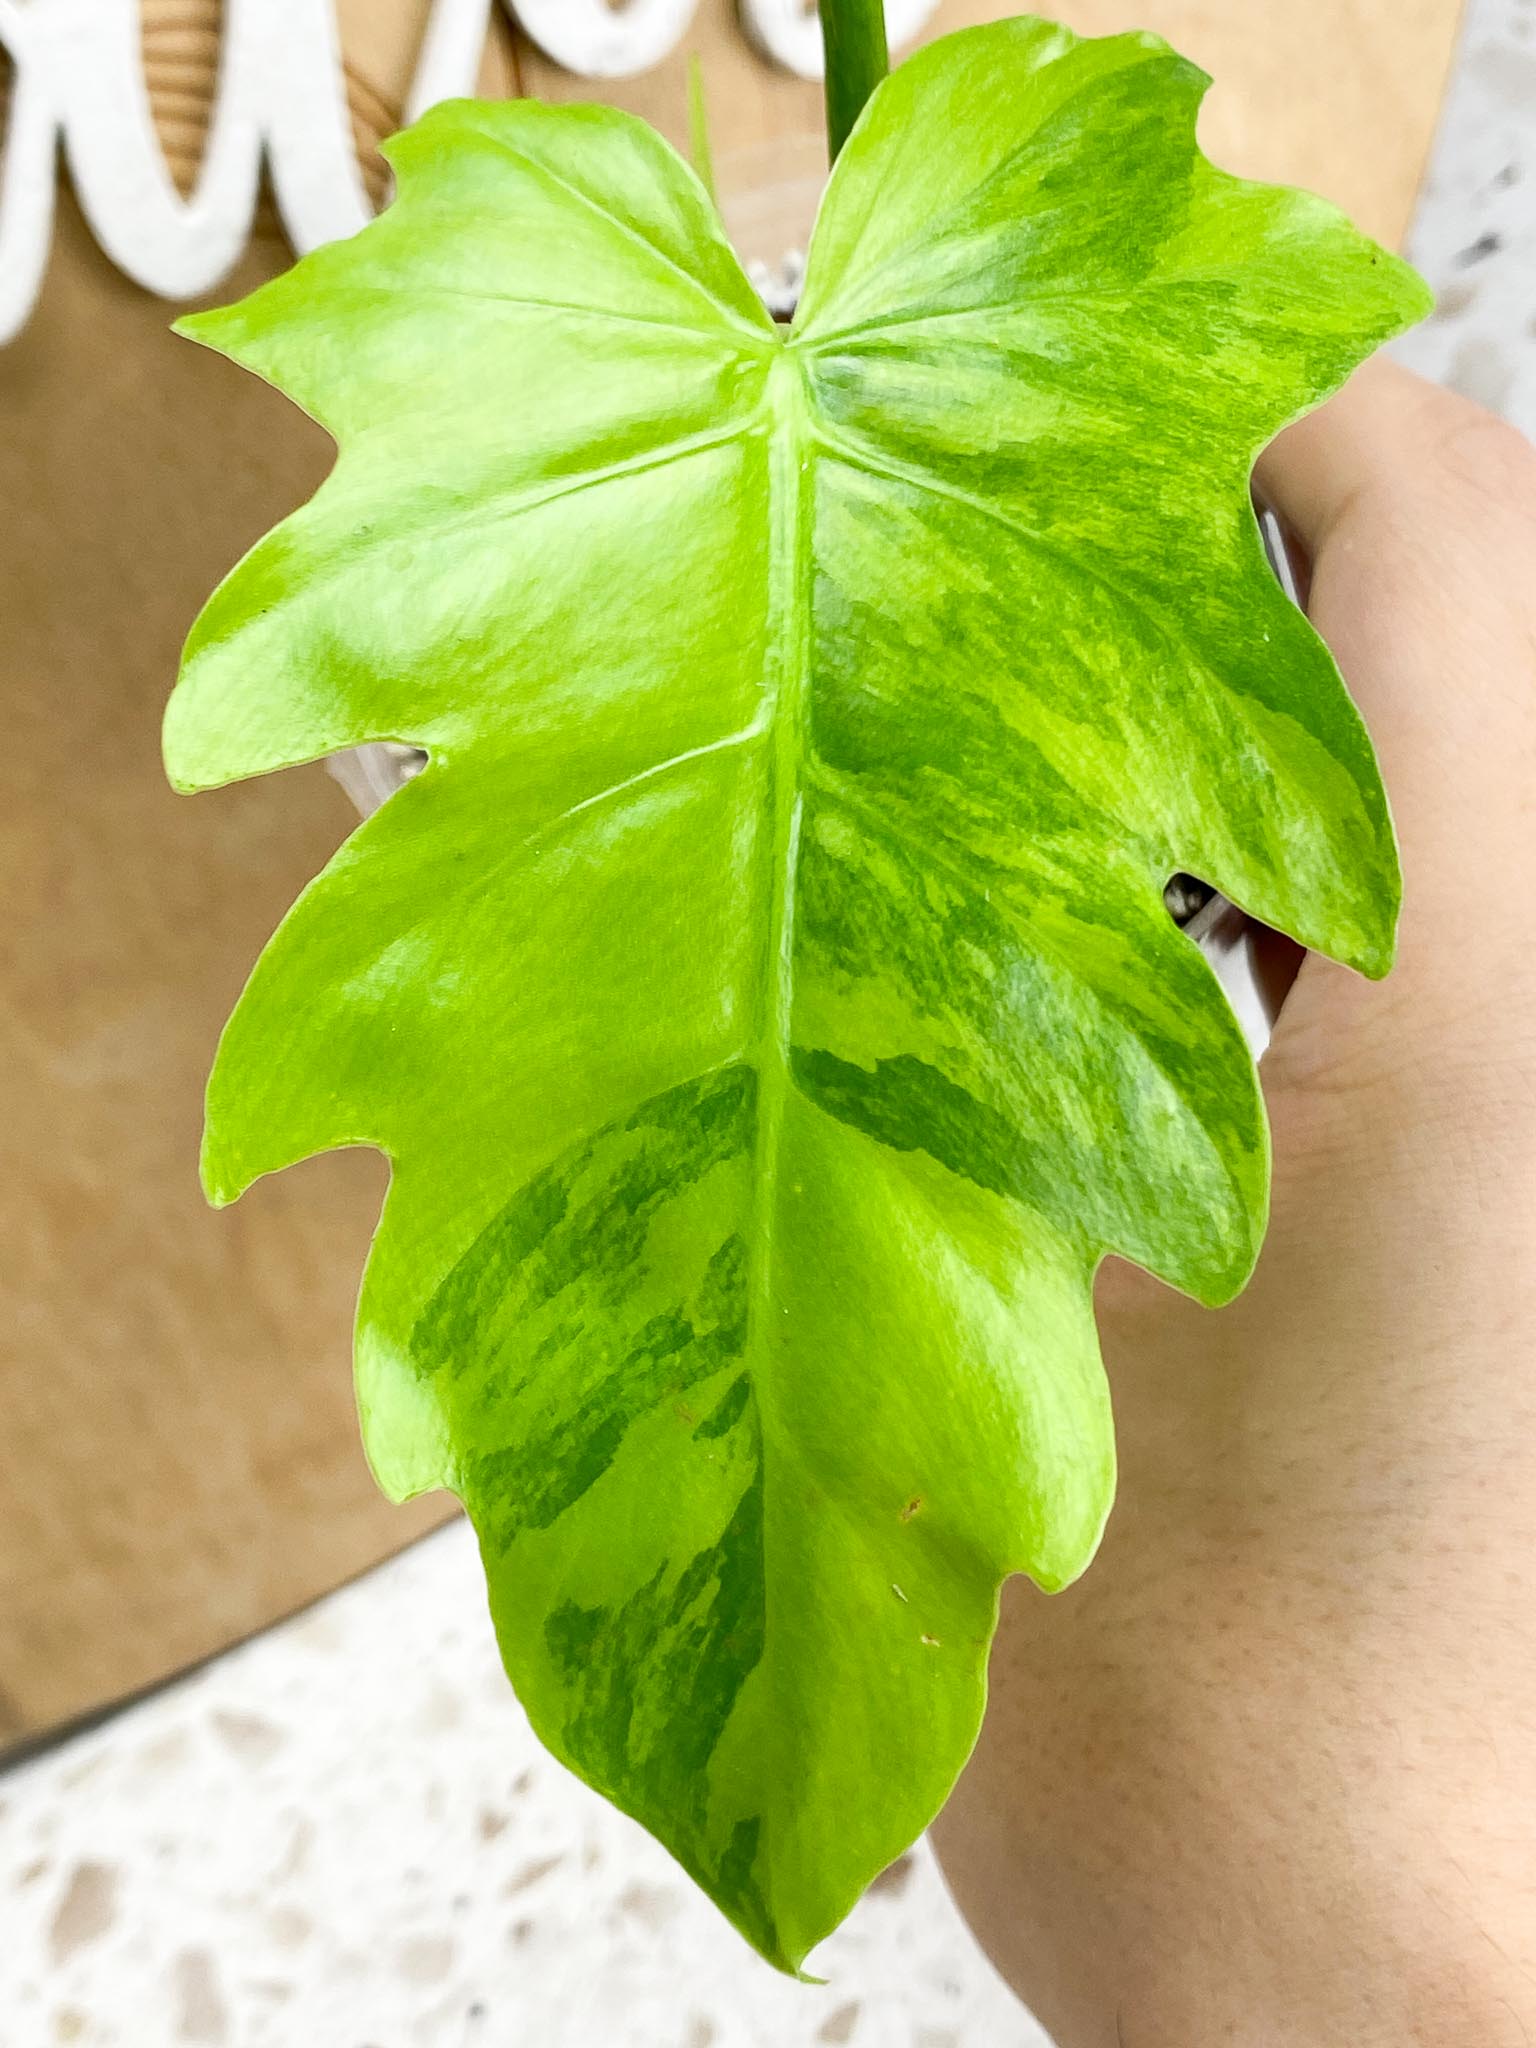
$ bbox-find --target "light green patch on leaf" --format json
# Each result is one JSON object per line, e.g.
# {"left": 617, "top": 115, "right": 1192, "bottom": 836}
{"left": 164, "top": 17, "right": 1428, "bottom": 1973}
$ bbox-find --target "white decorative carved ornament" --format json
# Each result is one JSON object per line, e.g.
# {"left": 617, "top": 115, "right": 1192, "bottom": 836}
{"left": 0, "top": 0, "right": 941, "bottom": 344}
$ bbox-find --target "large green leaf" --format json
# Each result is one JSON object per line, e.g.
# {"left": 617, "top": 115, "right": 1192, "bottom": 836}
{"left": 165, "top": 17, "right": 1427, "bottom": 1971}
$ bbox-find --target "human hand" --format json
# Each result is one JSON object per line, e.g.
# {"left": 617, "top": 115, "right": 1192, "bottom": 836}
{"left": 933, "top": 360, "right": 1536, "bottom": 2048}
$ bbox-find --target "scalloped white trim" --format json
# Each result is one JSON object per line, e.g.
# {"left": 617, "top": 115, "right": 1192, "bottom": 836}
{"left": 0, "top": 0, "right": 941, "bottom": 343}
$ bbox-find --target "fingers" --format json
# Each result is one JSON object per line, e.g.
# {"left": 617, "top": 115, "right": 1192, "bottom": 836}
{"left": 1257, "top": 357, "right": 1536, "bottom": 886}
{"left": 1257, "top": 355, "right": 1536, "bottom": 598}
{"left": 1256, "top": 358, "right": 1536, "bottom": 1127}
{"left": 1256, "top": 357, "right": 1462, "bottom": 549}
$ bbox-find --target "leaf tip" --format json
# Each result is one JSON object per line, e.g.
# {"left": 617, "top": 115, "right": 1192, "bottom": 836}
{"left": 162, "top": 734, "right": 209, "bottom": 797}
{"left": 171, "top": 306, "right": 233, "bottom": 352}
{"left": 1351, "top": 918, "right": 1400, "bottom": 984}
{"left": 754, "top": 1927, "right": 826, "bottom": 1983}
{"left": 162, "top": 686, "right": 215, "bottom": 796}
{"left": 1357, "top": 245, "right": 1436, "bottom": 351}
{"left": 199, "top": 1099, "right": 260, "bottom": 1211}
{"left": 378, "top": 97, "right": 465, "bottom": 178}
{"left": 199, "top": 1151, "right": 246, "bottom": 1211}
{"left": 1191, "top": 1228, "right": 1265, "bottom": 1313}
{"left": 1405, "top": 264, "right": 1437, "bottom": 326}
{"left": 1339, "top": 824, "right": 1404, "bottom": 983}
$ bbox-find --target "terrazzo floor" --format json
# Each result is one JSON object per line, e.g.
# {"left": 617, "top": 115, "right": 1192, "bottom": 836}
{"left": 0, "top": 1524, "right": 1041, "bottom": 2048}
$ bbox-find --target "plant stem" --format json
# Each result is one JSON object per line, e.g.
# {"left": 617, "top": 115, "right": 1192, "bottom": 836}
{"left": 818, "top": 0, "right": 889, "bottom": 163}
{"left": 687, "top": 53, "right": 717, "bottom": 205}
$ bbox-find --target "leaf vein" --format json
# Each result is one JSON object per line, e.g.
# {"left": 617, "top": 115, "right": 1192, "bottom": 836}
{"left": 807, "top": 418, "right": 1274, "bottom": 779}
{"left": 470, "top": 129, "right": 773, "bottom": 343}
{"left": 299, "top": 276, "right": 772, "bottom": 347}
{"left": 522, "top": 722, "right": 770, "bottom": 852}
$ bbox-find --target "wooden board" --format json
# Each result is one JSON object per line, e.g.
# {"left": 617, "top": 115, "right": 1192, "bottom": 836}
{"left": 0, "top": 0, "right": 1462, "bottom": 1750}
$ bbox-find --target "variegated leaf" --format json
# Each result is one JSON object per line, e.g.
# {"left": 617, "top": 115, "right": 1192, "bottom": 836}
{"left": 164, "top": 16, "right": 1426, "bottom": 1970}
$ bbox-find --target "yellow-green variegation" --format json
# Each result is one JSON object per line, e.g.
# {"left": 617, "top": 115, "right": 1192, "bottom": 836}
{"left": 164, "top": 16, "right": 1428, "bottom": 1973}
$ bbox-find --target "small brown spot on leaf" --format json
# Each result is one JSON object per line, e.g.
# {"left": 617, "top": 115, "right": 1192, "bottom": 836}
{"left": 900, "top": 1497, "right": 923, "bottom": 1522}
{"left": 920, "top": 1634, "right": 941, "bottom": 1648}
{"left": 818, "top": 2001, "right": 861, "bottom": 2044}
{"left": 49, "top": 1862, "right": 117, "bottom": 1961}
{"left": 172, "top": 1947, "right": 228, "bottom": 2043}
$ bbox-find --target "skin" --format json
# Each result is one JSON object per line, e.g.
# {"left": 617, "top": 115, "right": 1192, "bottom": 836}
{"left": 934, "top": 360, "right": 1536, "bottom": 2046}
{"left": 116, "top": 21, "right": 1536, "bottom": 2036}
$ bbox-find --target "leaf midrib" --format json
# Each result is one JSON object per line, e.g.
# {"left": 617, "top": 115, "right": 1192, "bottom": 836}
{"left": 746, "top": 353, "right": 813, "bottom": 1426}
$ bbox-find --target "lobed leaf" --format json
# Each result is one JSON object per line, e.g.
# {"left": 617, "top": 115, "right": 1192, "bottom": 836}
{"left": 165, "top": 18, "right": 1428, "bottom": 1971}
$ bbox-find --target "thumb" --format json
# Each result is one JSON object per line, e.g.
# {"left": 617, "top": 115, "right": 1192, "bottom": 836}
{"left": 1255, "top": 358, "right": 1536, "bottom": 1106}
{"left": 1256, "top": 357, "right": 1455, "bottom": 554}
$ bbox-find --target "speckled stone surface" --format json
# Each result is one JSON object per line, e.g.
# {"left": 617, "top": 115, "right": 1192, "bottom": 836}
{"left": 1398, "top": 0, "right": 1536, "bottom": 434}
{"left": 0, "top": 1523, "right": 1044, "bottom": 2048}
{"left": 7, "top": 9, "right": 1536, "bottom": 2043}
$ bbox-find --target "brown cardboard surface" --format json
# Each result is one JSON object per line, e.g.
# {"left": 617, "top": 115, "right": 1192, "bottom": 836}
{"left": 0, "top": 5, "right": 520, "bottom": 1755}
{"left": 520, "top": 0, "right": 1466, "bottom": 253}
{"left": 0, "top": 0, "right": 1462, "bottom": 1748}
{"left": 0, "top": 199, "right": 454, "bottom": 1750}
